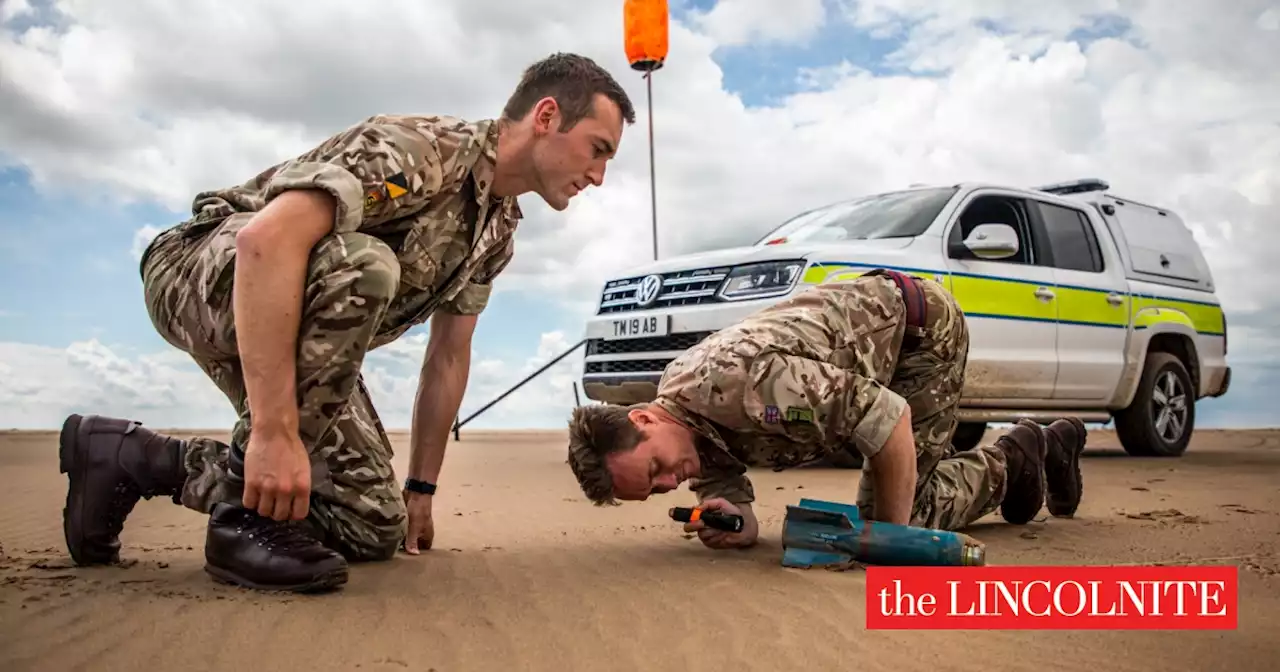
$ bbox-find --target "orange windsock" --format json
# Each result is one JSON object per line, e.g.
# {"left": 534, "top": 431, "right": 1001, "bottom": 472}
{"left": 624, "top": 0, "right": 669, "bottom": 72}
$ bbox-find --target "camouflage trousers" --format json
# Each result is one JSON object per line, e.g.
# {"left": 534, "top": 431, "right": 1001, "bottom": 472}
{"left": 853, "top": 272, "right": 1008, "bottom": 531}
{"left": 140, "top": 221, "right": 408, "bottom": 561}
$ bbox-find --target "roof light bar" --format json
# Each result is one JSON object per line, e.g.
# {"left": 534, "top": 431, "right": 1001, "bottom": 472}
{"left": 1035, "top": 178, "right": 1111, "bottom": 195}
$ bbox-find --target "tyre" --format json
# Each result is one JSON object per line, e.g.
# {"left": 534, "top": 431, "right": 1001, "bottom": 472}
{"left": 1115, "top": 352, "right": 1195, "bottom": 457}
{"left": 951, "top": 421, "right": 988, "bottom": 453}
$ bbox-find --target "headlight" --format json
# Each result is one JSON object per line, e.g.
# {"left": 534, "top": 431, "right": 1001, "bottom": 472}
{"left": 716, "top": 260, "right": 805, "bottom": 301}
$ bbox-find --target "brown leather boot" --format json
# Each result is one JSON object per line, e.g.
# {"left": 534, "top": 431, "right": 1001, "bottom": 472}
{"left": 995, "top": 419, "right": 1047, "bottom": 525}
{"left": 199, "top": 441, "right": 349, "bottom": 592}
{"left": 59, "top": 414, "right": 189, "bottom": 565}
{"left": 203, "top": 502, "right": 350, "bottom": 593}
{"left": 1044, "top": 418, "right": 1086, "bottom": 518}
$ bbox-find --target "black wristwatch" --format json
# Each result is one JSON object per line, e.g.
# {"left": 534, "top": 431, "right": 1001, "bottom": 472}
{"left": 404, "top": 477, "right": 437, "bottom": 495}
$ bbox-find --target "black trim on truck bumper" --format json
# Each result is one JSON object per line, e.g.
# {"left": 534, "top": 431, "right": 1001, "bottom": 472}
{"left": 583, "top": 358, "right": 673, "bottom": 375}
{"left": 585, "top": 332, "right": 715, "bottom": 356}
{"left": 1210, "top": 366, "right": 1231, "bottom": 398}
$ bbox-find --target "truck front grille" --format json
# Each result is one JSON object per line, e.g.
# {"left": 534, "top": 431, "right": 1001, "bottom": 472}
{"left": 586, "top": 331, "right": 714, "bottom": 355}
{"left": 597, "top": 267, "right": 731, "bottom": 315}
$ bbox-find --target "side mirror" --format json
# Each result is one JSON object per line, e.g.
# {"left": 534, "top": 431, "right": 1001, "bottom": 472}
{"left": 962, "top": 223, "right": 1019, "bottom": 260}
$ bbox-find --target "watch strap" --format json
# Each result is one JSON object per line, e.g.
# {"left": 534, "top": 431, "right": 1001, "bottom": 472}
{"left": 404, "top": 477, "right": 437, "bottom": 495}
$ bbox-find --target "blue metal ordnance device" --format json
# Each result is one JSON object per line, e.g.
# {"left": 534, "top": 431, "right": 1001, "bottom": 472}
{"left": 781, "top": 498, "right": 986, "bottom": 568}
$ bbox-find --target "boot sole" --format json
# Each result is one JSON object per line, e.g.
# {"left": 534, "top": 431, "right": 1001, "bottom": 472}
{"left": 59, "top": 413, "right": 114, "bottom": 566}
{"left": 1046, "top": 418, "right": 1086, "bottom": 518}
{"left": 204, "top": 562, "right": 349, "bottom": 594}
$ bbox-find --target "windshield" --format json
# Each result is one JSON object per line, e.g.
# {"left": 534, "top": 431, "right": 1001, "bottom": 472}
{"left": 754, "top": 186, "right": 959, "bottom": 245}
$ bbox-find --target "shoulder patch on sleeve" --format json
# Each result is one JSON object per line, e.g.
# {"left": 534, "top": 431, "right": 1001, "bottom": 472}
{"left": 363, "top": 185, "right": 386, "bottom": 210}
{"left": 363, "top": 171, "right": 410, "bottom": 210}
{"left": 763, "top": 405, "right": 780, "bottom": 424}
{"left": 384, "top": 171, "right": 409, "bottom": 198}
{"left": 784, "top": 406, "right": 814, "bottom": 424}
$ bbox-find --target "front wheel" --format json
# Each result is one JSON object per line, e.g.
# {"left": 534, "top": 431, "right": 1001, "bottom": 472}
{"left": 1115, "top": 352, "right": 1195, "bottom": 457}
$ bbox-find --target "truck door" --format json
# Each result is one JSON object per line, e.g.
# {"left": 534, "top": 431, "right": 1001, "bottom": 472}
{"left": 941, "top": 189, "right": 1059, "bottom": 400}
{"left": 1027, "top": 198, "right": 1129, "bottom": 402}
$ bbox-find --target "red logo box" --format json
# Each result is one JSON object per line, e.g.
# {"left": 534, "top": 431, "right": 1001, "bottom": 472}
{"left": 866, "top": 565, "right": 1238, "bottom": 630}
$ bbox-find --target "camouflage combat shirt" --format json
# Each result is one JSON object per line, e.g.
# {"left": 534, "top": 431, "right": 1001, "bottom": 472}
{"left": 653, "top": 275, "right": 913, "bottom": 505}
{"left": 144, "top": 114, "right": 521, "bottom": 350}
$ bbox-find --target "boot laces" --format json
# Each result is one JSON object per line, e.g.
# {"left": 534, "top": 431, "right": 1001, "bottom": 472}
{"left": 238, "top": 513, "right": 322, "bottom": 553}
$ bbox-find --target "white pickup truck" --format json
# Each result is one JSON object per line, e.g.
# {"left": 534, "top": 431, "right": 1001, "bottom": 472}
{"left": 579, "top": 178, "right": 1231, "bottom": 462}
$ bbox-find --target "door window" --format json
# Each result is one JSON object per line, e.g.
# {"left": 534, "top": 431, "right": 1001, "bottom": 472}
{"left": 1035, "top": 202, "right": 1105, "bottom": 273}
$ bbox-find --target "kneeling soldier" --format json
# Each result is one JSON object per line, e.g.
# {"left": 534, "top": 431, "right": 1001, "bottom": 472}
{"left": 566, "top": 269, "right": 1087, "bottom": 549}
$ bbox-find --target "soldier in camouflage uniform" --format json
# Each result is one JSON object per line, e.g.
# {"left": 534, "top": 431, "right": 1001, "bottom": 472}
{"left": 566, "top": 270, "right": 1088, "bottom": 549}
{"left": 58, "top": 53, "right": 635, "bottom": 591}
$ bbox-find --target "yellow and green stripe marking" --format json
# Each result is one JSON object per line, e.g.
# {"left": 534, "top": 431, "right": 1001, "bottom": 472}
{"left": 801, "top": 262, "right": 1224, "bottom": 337}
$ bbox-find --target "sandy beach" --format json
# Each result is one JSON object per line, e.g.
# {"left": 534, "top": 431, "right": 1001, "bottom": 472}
{"left": 2, "top": 425, "right": 1278, "bottom": 671}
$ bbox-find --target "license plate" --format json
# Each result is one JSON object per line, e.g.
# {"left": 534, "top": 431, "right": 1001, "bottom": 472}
{"left": 607, "top": 314, "right": 670, "bottom": 339}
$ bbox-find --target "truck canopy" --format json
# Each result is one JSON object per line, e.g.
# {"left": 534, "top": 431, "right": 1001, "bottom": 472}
{"left": 1066, "top": 191, "right": 1215, "bottom": 293}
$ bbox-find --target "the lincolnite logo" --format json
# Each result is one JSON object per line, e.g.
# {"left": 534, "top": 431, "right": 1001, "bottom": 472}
{"left": 636, "top": 274, "right": 663, "bottom": 307}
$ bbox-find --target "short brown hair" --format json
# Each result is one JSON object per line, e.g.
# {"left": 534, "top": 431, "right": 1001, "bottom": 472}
{"left": 566, "top": 403, "right": 648, "bottom": 505}
{"left": 502, "top": 52, "right": 637, "bottom": 130}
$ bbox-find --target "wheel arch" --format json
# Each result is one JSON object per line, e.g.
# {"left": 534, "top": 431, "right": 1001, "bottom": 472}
{"left": 1112, "top": 317, "right": 1201, "bottom": 409}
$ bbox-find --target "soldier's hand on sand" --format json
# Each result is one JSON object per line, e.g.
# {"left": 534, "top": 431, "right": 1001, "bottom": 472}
{"left": 403, "top": 492, "right": 434, "bottom": 555}
{"left": 683, "top": 498, "right": 759, "bottom": 550}
{"left": 241, "top": 433, "right": 312, "bottom": 522}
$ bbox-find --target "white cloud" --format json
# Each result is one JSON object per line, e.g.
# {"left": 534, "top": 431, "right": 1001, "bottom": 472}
{"left": 0, "top": 0, "right": 1277, "bottom": 427}
{"left": 688, "top": 0, "right": 828, "bottom": 47}
{"left": 0, "top": 333, "right": 592, "bottom": 431}
{"left": 0, "top": 0, "right": 32, "bottom": 23}
{"left": 0, "top": 340, "right": 232, "bottom": 429}
{"left": 360, "top": 328, "right": 591, "bottom": 430}
{"left": 130, "top": 225, "right": 161, "bottom": 260}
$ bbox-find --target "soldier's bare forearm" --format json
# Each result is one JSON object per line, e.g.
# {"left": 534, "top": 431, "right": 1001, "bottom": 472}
{"left": 233, "top": 189, "right": 337, "bottom": 438}
{"left": 408, "top": 313, "right": 478, "bottom": 482}
{"left": 408, "top": 357, "right": 467, "bottom": 482}
{"left": 867, "top": 407, "right": 917, "bottom": 526}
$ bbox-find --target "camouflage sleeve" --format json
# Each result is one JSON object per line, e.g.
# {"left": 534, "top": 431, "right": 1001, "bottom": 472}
{"left": 687, "top": 467, "right": 755, "bottom": 506}
{"left": 261, "top": 119, "right": 449, "bottom": 235}
{"left": 440, "top": 235, "right": 515, "bottom": 315}
{"left": 739, "top": 352, "right": 908, "bottom": 461}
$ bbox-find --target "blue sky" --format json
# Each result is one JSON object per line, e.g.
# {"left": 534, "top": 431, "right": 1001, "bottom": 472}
{"left": 0, "top": 162, "right": 568, "bottom": 366}
{"left": 0, "top": 0, "right": 1275, "bottom": 432}
{"left": 675, "top": 0, "right": 904, "bottom": 104}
